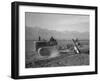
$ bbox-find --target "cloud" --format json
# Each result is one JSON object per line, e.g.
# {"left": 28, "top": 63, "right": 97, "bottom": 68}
{"left": 25, "top": 12, "right": 89, "bottom": 32}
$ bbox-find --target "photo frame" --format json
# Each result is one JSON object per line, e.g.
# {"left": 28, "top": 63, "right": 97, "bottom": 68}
{"left": 11, "top": 1, "right": 98, "bottom": 79}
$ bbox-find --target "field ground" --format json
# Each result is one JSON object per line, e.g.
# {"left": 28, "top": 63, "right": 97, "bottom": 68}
{"left": 25, "top": 40, "right": 89, "bottom": 68}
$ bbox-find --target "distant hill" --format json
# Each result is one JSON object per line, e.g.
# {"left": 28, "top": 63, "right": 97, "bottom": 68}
{"left": 25, "top": 27, "right": 89, "bottom": 40}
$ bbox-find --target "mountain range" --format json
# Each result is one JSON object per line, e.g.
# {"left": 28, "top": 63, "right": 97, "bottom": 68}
{"left": 25, "top": 27, "right": 89, "bottom": 40}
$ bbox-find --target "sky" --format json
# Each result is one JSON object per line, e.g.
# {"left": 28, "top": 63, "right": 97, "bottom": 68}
{"left": 25, "top": 12, "right": 89, "bottom": 33}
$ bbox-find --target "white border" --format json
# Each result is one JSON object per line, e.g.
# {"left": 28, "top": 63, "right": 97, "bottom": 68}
{"left": 19, "top": 5, "right": 95, "bottom": 76}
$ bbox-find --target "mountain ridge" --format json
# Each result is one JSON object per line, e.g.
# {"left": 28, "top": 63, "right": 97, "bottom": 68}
{"left": 25, "top": 27, "right": 89, "bottom": 40}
